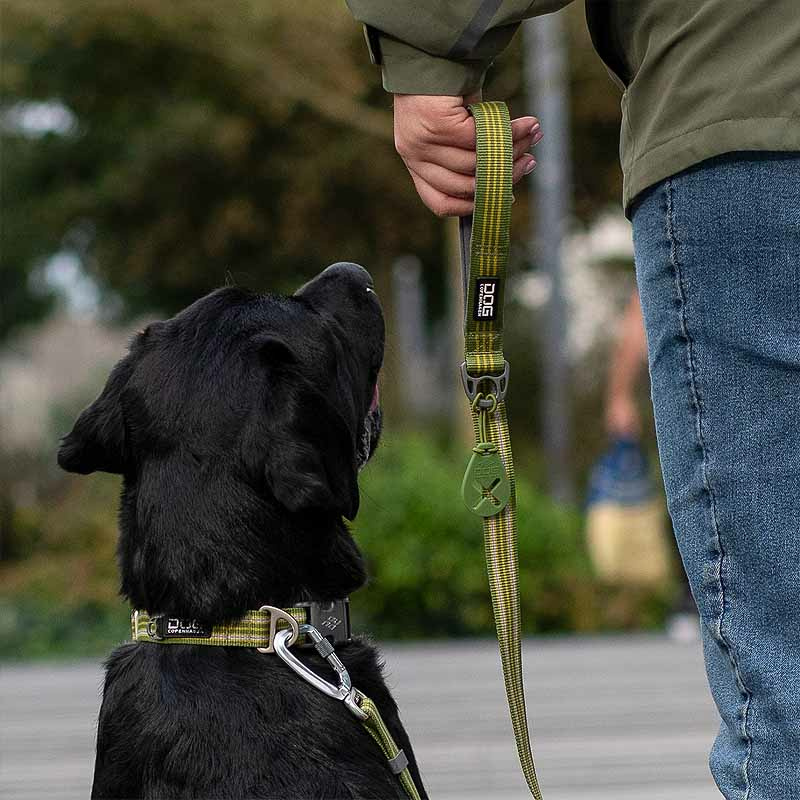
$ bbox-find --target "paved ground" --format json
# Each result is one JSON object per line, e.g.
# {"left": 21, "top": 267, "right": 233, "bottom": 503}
{"left": 1, "top": 635, "right": 721, "bottom": 799}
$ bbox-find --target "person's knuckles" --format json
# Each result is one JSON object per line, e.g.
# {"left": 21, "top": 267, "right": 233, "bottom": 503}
{"left": 513, "top": 137, "right": 534, "bottom": 160}
{"left": 512, "top": 156, "right": 537, "bottom": 183}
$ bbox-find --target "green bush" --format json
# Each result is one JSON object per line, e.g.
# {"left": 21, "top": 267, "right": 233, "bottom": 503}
{"left": 351, "top": 432, "right": 653, "bottom": 639}
{"left": 0, "top": 433, "right": 673, "bottom": 659}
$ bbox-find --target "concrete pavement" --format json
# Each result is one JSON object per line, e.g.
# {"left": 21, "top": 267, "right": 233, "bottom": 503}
{"left": 0, "top": 634, "right": 721, "bottom": 799}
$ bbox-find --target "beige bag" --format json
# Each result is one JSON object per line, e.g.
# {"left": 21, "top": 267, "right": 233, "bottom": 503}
{"left": 586, "top": 497, "right": 671, "bottom": 586}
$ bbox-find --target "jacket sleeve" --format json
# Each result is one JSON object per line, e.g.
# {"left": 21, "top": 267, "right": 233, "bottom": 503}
{"left": 345, "top": 0, "right": 574, "bottom": 95}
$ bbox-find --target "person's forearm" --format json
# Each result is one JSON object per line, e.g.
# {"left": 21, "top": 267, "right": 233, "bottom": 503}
{"left": 607, "top": 292, "right": 648, "bottom": 401}
{"left": 605, "top": 291, "right": 648, "bottom": 437}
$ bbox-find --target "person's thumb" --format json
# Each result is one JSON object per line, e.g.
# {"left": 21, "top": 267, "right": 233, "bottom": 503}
{"left": 447, "top": 106, "right": 476, "bottom": 150}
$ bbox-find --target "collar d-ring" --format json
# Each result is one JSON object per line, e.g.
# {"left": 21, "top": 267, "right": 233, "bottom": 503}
{"left": 257, "top": 605, "right": 300, "bottom": 654}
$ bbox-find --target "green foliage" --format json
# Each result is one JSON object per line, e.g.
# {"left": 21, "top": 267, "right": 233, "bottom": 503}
{"left": 0, "top": 471, "right": 126, "bottom": 658}
{"left": 0, "top": 433, "right": 673, "bottom": 659}
{"left": 0, "top": 0, "right": 441, "bottom": 337}
{"left": 351, "top": 432, "right": 672, "bottom": 639}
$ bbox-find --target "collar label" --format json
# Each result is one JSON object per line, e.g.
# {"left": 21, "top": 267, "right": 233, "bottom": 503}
{"left": 160, "top": 617, "right": 212, "bottom": 638}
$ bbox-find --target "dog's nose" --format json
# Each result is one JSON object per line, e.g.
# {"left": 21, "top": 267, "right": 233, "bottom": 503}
{"left": 319, "top": 262, "right": 374, "bottom": 288}
{"left": 295, "top": 262, "right": 376, "bottom": 299}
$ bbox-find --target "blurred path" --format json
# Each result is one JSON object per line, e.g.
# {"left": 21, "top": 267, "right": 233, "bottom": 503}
{"left": 1, "top": 635, "right": 720, "bottom": 799}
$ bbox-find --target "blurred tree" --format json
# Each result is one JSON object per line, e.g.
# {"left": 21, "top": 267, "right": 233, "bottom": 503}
{"left": 0, "top": 0, "right": 442, "bottom": 334}
{"left": 1, "top": 0, "right": 626, "bottom": 342}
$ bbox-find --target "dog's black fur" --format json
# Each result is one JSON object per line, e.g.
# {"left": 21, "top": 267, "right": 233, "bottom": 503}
{"left": 59, "top": 263, "right": 427, "bottom": 800}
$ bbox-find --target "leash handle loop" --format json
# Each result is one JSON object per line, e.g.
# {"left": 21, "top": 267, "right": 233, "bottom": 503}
{"left": 460, "top": 101, "right": 544, "bottom": 799}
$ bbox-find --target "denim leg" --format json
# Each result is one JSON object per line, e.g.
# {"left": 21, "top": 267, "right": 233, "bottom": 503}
{"left": 632, "top": 153, "right": 800, "bottom": 799}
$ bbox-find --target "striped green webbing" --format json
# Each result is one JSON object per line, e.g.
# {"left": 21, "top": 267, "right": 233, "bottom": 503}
{"left": 461, "top": 101, "right": 543, "bottom": 799}
{"left": 356, "top": 692, "right": 423, "bottom": 800}
{"left": 131, "top": 607, "right": 308, "bottom": 647}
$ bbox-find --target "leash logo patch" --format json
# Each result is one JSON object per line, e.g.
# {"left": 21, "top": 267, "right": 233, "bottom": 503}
{"left": 162, "top": 618, "right": 212, "bottom": 638}
{"left": 473, "top": 277, "right": 500, "bottom": 321}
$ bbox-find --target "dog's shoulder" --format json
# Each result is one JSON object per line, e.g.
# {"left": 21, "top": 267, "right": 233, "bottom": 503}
{"left": 95, "top": 639, "right": 410, "bottom": 798}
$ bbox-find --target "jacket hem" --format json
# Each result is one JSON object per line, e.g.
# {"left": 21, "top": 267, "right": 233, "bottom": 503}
{"left": 623, "top": 117, "right": 800, "bottom": 216}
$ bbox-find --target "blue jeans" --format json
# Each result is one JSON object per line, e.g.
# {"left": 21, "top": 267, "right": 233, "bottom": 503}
{"left": 632, "top": 152, "right": 800, "bottom": 799}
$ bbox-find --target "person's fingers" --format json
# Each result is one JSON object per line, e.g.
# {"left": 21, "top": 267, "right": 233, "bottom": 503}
{"left": 415, "top": 146, "right": 477, "bottom": 176}
{"left": 406, "top": 160, "right": 476, "bottom": 199}
{"left": 512, "top": 154, "right": 537, "bottom": 184}
{"left": 409, "top": 128, "right": 541, "bottom": 178}
{"left": 446, "top": 114, "right": 539, "bottom": 152}
{"left": 511, "top": 116, "right": 539, "bottom": 140}
{"left": 409, "top": 171, "right": 474, "bottom": 217}
{"left": 513, "top": 134, "right": 535, "bottom": 162}
{"left": 407, "top": 154, "right": 536, "bottom": 215}
{"left": 416, "top": 125, "right": 541, "bottom": 179}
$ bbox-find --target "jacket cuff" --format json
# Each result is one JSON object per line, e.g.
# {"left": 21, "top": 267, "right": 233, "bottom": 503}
{"left": 375, "top": 34, "right": 490, "bottom": 96}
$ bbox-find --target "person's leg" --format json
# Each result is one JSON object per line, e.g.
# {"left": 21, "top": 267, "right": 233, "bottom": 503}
{"left": 632, "top": 152, "right": 800, "bottom": 800}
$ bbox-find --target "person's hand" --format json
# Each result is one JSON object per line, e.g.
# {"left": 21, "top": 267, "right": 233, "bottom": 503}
{"left": 393, "top": 94, "right": 542, "bottom": 217}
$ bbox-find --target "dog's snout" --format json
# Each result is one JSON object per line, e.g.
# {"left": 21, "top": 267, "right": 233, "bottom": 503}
{"left": 321, "top": 262, "right": 373, "bottom": 287}
{"left": 295, "top": 262, "right": 375, "bottom": 301}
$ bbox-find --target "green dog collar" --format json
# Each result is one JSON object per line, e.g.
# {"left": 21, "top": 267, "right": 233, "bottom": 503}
{"left": 131, "top": 599, "right": 351, "bottom": 650}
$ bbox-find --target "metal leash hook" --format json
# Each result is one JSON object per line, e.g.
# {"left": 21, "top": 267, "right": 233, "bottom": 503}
{"left": 273, "top": 624, "right": 368, "bottom": 721}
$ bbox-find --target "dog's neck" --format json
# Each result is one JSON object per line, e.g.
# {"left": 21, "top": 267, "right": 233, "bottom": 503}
{"left": 117, "top": 472, "right": 367, "bottom": 624}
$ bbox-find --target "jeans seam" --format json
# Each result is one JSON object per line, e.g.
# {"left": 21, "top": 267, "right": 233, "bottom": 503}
{"left": 665, "top": 178, "right": 754, "bottom": 799}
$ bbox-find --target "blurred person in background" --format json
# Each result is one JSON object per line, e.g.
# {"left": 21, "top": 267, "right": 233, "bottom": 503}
{"left": 345, "top": 1, "right": 800, "bottom": 797}
{"left": 586, "top": 291, "right": 671, "bottom": 589}
{"left": 591, "top": 289, "right": 698, "bottom": 641}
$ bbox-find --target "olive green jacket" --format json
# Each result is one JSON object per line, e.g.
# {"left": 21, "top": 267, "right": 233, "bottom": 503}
{"left": 346, "top": 0, "right": 800, "bottom": 212}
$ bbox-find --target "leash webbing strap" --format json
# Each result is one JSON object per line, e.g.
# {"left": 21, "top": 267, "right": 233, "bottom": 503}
{"left": 461, "top": 101, "right": 543, "bottom": 799}
{"left": 356, "top": 692, "right": 423, "bottom": 800}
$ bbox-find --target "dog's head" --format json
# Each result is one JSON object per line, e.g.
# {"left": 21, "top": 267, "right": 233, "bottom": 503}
{"left": 59, "top": 262, "right": 383, "bottom": 527}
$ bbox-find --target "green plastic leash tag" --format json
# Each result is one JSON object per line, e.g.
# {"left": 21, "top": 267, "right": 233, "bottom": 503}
{"left": 461, "top": 443, "right": 510, "bottom": 517}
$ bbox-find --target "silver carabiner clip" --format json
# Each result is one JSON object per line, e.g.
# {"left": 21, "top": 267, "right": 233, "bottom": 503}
{"left": 273, "top": 623, "right": 368, "bottom": 721}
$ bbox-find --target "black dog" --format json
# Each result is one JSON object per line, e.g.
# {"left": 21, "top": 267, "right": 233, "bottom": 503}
{"left": 59, "top": 263, "right": 427, "bottom": 799}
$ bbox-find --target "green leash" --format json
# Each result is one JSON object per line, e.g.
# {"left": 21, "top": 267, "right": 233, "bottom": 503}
{"left": 459, "top": 101, "right": 543, "bottom": 799}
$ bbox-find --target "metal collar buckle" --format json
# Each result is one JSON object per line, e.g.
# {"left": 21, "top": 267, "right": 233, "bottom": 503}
{"left": 295, "top": 599, "right": 351, "bottom": 647}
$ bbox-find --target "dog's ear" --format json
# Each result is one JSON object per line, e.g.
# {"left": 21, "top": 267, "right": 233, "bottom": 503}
{"left": 264, "top": 394, "right": 360, "bottom": 520}
{"left": 258, "top": 334, "right": 360, "bottom": 520}
{"left": 58, "top": 354, "right": 134, "bottom": 475}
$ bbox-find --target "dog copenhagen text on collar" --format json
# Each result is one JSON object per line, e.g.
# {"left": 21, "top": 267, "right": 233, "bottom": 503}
{"left": 130, "top": 599, "right": 351, "bottom": 649}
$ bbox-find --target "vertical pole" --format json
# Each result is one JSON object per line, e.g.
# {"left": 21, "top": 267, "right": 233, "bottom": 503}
{"left": 392, "top": 255, "right": 427, "bottom": 417}
{"left": 524, "top": 12, "right": 574, "bottom": 503}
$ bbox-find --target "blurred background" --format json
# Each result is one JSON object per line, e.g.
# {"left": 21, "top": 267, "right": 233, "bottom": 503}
{"left": 1, "top": 0, "right": 684, "bottom": 656}
{"left": 1, "top": 3, "right": 724, "bottom": 798}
